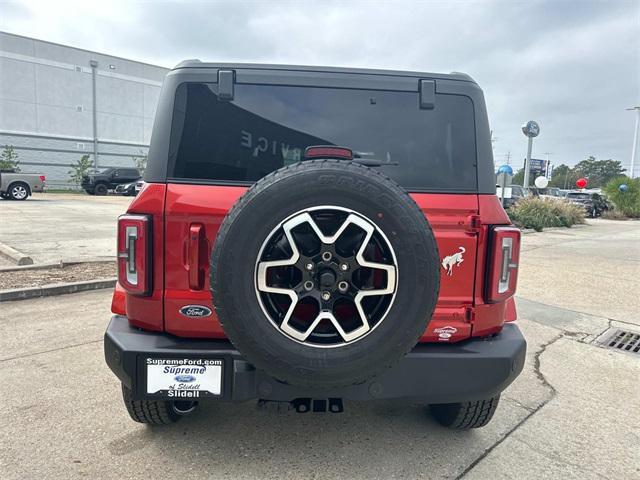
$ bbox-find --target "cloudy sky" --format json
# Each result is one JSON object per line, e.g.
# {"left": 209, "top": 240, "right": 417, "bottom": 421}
{"left": 2, "top": 0, "right": 639, "bottom": 173}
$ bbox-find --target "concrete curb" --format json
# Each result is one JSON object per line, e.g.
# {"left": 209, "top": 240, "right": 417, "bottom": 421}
{"left": 0, "top": 258, "right": 115, "bottom": 273}
{"left": 0, "top": 278, "right": 116, "bottom": 302}
{"left": 0, "top": 260, "right": 63, "bottom": 273}
{"left": 521, "top": 224, "right": 590, "bottom": 235}
{"left": 0, "top": 242, "right": 33, "bottom": 266}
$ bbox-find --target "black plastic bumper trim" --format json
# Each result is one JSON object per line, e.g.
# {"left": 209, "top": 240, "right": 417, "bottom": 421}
{"left": 104, "top": 315, "right": 526, "bottom": 403}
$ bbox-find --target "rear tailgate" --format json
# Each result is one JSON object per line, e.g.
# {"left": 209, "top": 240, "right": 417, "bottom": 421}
{"left": 163, "top": 185, "right": 478, "bottom": 343}
{"left": 413, "top": 193, "right": 479, "bottom": 342}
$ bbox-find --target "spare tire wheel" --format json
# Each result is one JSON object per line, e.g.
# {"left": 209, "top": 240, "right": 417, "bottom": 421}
{"left": 211, "top": 160, "right": 440, "bottom": 388}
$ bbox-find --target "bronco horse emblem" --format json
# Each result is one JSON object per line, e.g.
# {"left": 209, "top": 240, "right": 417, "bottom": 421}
{"left": 441, "top": 247, "right": 465, "bottom": 276}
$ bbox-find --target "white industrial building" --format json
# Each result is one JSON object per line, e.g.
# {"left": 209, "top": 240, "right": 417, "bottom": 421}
{"left": 0, "top": 31, "right": 169, "bottom": 188}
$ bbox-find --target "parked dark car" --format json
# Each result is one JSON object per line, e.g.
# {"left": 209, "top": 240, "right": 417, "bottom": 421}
{"left": 115, "top": 180, "right": 143, "bottom": 196}
{"left": 538, "top": 187, "right": 561, "bottom": 197}
{"left": 81, "top": 167, "right": 141, "bottom": 195}
{"left": 565, "top": 191, "right": 609, "bottom": 217}
{"left": 502, "top": 184, "right": 530, "bottom": 208}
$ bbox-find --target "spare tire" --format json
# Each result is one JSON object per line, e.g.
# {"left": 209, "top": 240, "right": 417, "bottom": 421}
{"left": 211, "top": 160, "right": 440, "bottom": 388}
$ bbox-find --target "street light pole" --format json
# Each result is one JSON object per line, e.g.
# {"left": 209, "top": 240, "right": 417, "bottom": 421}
{"left": 523, "top": 136, "right": 533, "bottom": 188}
{"left": 90, "top": 60, "right": 99, "bottom": 170}
{"left": 521, "top": 121, "right": 540, "bottom": 188}
{"left": 628, "top": 106, "right": 640, "bottom": 179}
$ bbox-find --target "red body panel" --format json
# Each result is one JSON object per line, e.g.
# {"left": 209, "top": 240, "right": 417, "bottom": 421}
{"left": 163, "top": 184, "right": 246, "bottom": 337}
{"left": 505, "top": 297, "right": 517, "bottom": 322}
{"left": 112, "top": 184, "right": 516, "bottom": 342}
{"left": 111, "top": 282, "right": 126, "bottom": 316}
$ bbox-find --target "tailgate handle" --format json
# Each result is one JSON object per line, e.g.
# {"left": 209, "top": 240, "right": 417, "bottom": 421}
{"left": 188, "top": 223, "right": 206, "bottom": 290}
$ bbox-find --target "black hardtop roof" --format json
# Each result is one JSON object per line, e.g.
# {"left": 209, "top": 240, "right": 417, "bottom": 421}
{"left": 172, "top": 59, "right": 476, "bottom": 84}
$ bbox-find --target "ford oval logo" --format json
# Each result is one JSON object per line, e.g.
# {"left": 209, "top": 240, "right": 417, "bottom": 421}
{"left": 179, "top": 305, "right": 212, "bottom": 318}
{"left": 174, "top": 374, "right": 196, "bottom": 383}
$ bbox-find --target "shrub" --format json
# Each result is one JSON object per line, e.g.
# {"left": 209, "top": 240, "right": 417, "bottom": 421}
{"left": 132, "top": 151, "right": 147, "bottom": 174}
{"left": 508, "top": 197, "right": 585, "bottom": 231}
{"left": 1, "top": 144, "right": 20, "bottom": 171}
{"left": 549, "top": 198, "right": 587, "bottom": 227}
{"left": 603, "top": 176, "right": 640, "bottom": 218}
{"left": 601, "top": 210, "right": 628, "bottom": 220}
{"left": 68, "top": 154, "right": 94, "bottom": 186}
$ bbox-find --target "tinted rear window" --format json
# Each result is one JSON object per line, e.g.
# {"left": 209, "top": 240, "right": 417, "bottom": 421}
{"left": 169, "top": 83, "right": 477, "bottom": 191}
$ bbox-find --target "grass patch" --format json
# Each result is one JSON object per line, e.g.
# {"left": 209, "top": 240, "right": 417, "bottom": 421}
{"left": 601, "top": 210, "right": 629, "bottom": 221}
{"left": 508, "top": 197, "right": 586, "bottom": 231}
{"left": 42, "top": 189, "right": 85, "bottom": 194}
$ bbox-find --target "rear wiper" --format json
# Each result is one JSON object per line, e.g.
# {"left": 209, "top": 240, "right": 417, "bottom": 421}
{"left": 352, "top": 152, "right": 398, "bottom": 168}
{"left": 351, "top": 158, "right": 398, "bottom": 167}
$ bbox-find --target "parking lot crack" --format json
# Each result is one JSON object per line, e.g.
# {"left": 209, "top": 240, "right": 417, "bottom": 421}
{"left": 502, "top": 396, "right": 535, "bottom": 413}
{"left": 0, "top": 339, "right": 102, "bottom": 363}
{"left": 510, "top": 437, "right": 610, "bottom": 479}
{"left": 457, "top": 333, "right": 562, "bottom": 479}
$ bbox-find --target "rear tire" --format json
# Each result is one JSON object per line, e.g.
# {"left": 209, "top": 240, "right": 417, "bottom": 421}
{"left": 121, "top": 385, "right": 181, "bottom": 425}
{"left": 429, "top": 395, "right": 500, "bottom": 430}
{"left": 94, "top": 183, "right": 108, "bottom": 196}
{"left": 8, "top": 182, "right": 29, "bottom": 200}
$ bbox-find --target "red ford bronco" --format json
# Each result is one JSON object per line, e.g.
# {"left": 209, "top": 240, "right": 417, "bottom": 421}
{"left": 104, "top": 62, "right": 525, "bottom": 429}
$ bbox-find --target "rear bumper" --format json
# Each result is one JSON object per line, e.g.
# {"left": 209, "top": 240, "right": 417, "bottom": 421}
{"left": 104, "top": 315, "right": 526, "bottom": 404}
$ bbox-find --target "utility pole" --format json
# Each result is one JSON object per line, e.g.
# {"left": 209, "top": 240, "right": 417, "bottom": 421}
{"left": 627, "top": 106, "right": 640, "bottom": 179}
{"left": 90, "top": 60, "right": 99, "bottom": 170}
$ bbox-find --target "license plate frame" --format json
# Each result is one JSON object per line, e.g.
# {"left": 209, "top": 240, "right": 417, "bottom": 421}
{"left": 144, "top": 357, "right": 223, "bottom": 399}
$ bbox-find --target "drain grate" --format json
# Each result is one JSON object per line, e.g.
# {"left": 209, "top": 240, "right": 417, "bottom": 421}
{"left": 603, "top": 329, "right": 640, "bottom": 355}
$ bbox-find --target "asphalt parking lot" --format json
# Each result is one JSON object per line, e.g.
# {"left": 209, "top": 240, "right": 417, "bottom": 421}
{"left": 0, "top": 215, "right": 638, "bottom": 479}
{"left": 0, "top": 193, "right": 131, "bottom": 264}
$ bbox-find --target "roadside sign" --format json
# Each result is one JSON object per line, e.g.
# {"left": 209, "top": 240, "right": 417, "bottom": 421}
{"left": 496, "top": 186, "right": 513, "bottom": 199}
{"left": 521, "top": 120, "right": 540, "bottom": 138}
{"left": 529, "top": 158, "right": 546, "bottom": 172}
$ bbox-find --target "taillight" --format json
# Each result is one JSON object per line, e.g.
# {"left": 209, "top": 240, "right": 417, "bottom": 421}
{"left": 304, "top": 145, "right": 353, "bottom": 160}
{"left": 485, "top": 226, "right": 521, "bottom": 303}
{"left": 117, "top": 214, "right": 152, "bottom": 295}
{"left": 39, "top": 175, "right": 46, "bottom": 182}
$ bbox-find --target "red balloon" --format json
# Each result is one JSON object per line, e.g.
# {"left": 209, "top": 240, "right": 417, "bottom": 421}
{"left": 576, "top": 178, "right": 588, "bottom": 188}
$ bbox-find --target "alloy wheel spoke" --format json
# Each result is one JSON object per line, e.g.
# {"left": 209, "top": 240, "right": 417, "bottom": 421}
{"left": 256, "top": 207, "right": 397, "bottom": 346}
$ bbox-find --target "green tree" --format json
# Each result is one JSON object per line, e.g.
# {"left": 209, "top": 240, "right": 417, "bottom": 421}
{"left": 603, "top": 176, "right": 640, "bottom": 217}
{"left": 548, "top": 164, "right": 574, "bottom": 188}
{"left": 68, "top": 154, "right": 94, "bottom": 186}
{"left": 132, "top": 151, "right": 147, "bottom": 174}
{"left": 511, "top": 168, "right": 524, "bottom": 186}
{"left": 0, "top": 145, "right": 20, "bottom": 172}
{"left": 572, "top": 156, "right": 625, "bottom": 188}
